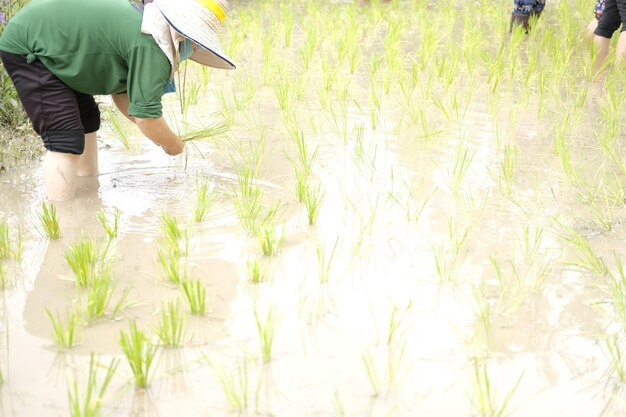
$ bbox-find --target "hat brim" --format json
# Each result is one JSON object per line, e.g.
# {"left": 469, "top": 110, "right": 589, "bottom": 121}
{"left": 153, "top": 0, "right": 235, "bottom": 70}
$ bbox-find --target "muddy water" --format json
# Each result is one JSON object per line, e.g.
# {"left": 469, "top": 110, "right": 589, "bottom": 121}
{"left": 2, "top": 1, "right": 626, "bottom": 417}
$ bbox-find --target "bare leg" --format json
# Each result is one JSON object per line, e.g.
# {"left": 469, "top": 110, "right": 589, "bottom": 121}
{"left": 616, "top": 31, "right": 626, "bottom": 62}
{"left": 585, "top": 19, "right": 599, "bottom": 43}
{"left": 594, "top": 34, "right": 611, "bottom": 72}
{"left": 43, "top": 151, "right": 79, "bottom": 201}
{"left": 77, "top": 131, "right": 98, "bottom": 177}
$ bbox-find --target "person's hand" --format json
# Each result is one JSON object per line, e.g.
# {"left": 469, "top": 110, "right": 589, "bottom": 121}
{"left": 162, "top": 139, "right": 185, "bottom": 156}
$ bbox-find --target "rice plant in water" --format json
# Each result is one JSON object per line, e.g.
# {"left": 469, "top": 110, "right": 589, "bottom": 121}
{"left": 36, "top": 201, "right": 61, "bottom": 239}
{"left": 157, "top": 247, "right": 187, "bottom": 285}
{"left": 159, "top": 212, "right": 187, "bottom": 256}
{"left": 65, "top": 239, "right": 99, "bottom": 289}
{"left": 209, "top": 358, "right": 250, "bottom": 413}
{"left": 67, "top": 354, "right": 119, "bottom": 417}
{"left": 47, "top": 308, "right": 82, "bottom": 349}
{"left": 96, "top": 208, "right": 120, "bottom": 240}
{"left": 181, "top": 278, "right": 207, "bottom": 315}
{"left": 247, "top": 258, "right": 264, "bottom": 284}
{"left": 303, "top": 183, "right": 325, "bottom": 226}
{"left": 560, "top": 227, "right": 608, "bottom": 275}
{"left": 469, "top": 357, "right": 523, "bottom": 417}
{"left": 193, "top": 177, "right": 213, "bottom": 223}
{"left": 119, "top": 321, "right": 157, "bottom": 388}
{"left": 85, "top": 270, "right": 129, "bottom": 320}
{"left": 317, "top": 238, "right": 339, "bottom": 284}
{"left": 0, "top": 222, "right": 10, "bottom": 259}
{"left": 255, "top": 203, "right": 283, "bottom": 256}
{"left": 153, "top": 299, "right": 186, "bottom": 348}
{"left": 604, "top": 334, "right": 626, "bottom": 383}
{"left": 105, "top": 108, "right": 133, "bottom": 150}
{"left": 254, "top": 306, "right": 276, "bottom": 363}
{"left": 234, "top": 164, "right": 263, "bottom": 234}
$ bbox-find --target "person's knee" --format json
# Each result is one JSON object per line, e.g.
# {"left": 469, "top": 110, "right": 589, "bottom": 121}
{"left": 42, "top": 130, "right": 86, "bottom": 155}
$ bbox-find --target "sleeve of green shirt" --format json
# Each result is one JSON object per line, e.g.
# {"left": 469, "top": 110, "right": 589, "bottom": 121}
{"left": 126, "top": 44, "right": 171, "bottom": 119}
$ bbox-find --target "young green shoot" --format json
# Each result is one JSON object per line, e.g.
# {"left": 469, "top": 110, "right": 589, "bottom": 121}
{"left": 254, "top": 306, "right": 277, "bottom": 364}
{"left": 119, "top": 321, "right": 157, "bottom": 388}
{"left": 209, "top": 358, "right": 251, "bottom": 413}
{"left": 66, "top": 354, "right": 119, "bottom": 417}
{"left": 181, "top": 278, "right": 207, "bottom": 315}
{"left": 65, "top": 238, "right": 99, "bottom": 289}
{"left": 96, "top": 208, "right": 121, "bottom": 240}
{"left": 36, "top": 201, "right": 61, "bottom": 240}
{"left": 47, "top": 308, "right": 82, "bottom": 350}
{"left": 193, "top": 177, "right": 214, "bottom": 223}
{"left": 153, "top": 299, "right": 187, "bottom": 348}
{"left": 304, "top": 183, "right": 325, "bottom": 226}
{"left": 247, "top": 258, "right": 264, "bottom": 284}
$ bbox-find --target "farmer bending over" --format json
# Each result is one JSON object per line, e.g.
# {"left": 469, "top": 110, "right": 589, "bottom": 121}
{"left": 0, "top": 0, "right": 234, "bottom": 201}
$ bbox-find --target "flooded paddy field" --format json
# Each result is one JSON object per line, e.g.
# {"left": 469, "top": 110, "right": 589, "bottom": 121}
{"left": 2, "top": 0, "right": 626, "bottom": 416}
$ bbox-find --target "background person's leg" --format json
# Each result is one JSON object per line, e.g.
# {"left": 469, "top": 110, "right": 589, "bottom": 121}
{"left": 594, "top": 0, "right": 621, "bottom": 70}
{"left": 614, "top": 0, "right": 626, "bottom": 60}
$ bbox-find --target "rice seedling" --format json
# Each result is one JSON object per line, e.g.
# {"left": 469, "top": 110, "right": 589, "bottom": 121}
{"left": 387, "top": 303, "right": 412, "bottom": 346}
{"left": 46, "top": 308, "right": 82, "bottom": 349}
{"left": 180, "top": 118, "right": 232, "bottom": 143}
{"left": 153, "top": 299, "right": 186, "bottom": 348}
{"left": 604, "top": 334, "right": 626, "bottom": 383}
{"left": 96, "top": 208, "right": 120, "bottom": 240}
{"left": 560, "top": 227, "right": 608, "bottom": 276}
{"left": 36, "top": 201, "right": 61, "bottom": 240}
{"left": 158, "top": 248, "right": 187, "bottom": 285}
{"left": 247, "top": 258, "right": 264, "bottom": 284}
{"left": 159, "top": 212, "right": 186, "bottom": 256}
{"left": 192, "top": 177, "right": 213, "bottom": 223}
{"left": 66, "top": 354, "right": 119, "bottom": 417}
{"left": 273, "top": 63, "right": 293, "bottom": 112}
{"left": 609, "top": 255, "right": 626, "bottom": 324}
{"left": 0, "top": 263, "right": 6, "bottom": 291}
{"left": 209, "top": 358, "right": 251, "bottom": 413}
{"left": 280, "top": 3, "right": 295, "bottom": 47}
{"left": 448, "top": 136, "right": 475, "bottom": 195}
{"left": 232, "top": 73, "right": 258, "bottom": 111}
{"left": 317, "top": 238, "right": 338, "bottom": 284}
{"left": 469, "top": 357, "right": 523, "bottom": 417}
{"left": 472, "top": 286, "right": 493, "bottom": 349}
{"left": 234, "top": 164, "right": 263, "bottom": 234}
{"left": 520, "top": 224, "right": 544, "bottom": 266}
{"left": 84, "top": 270, "right": 129, "bottom": 320}
{"left": 0, "top": 222, "right": 10, "bottom": 259}
{"left": 12, "top": 224, "right": 22, "bottom": 261}
{"left": 303, "top": 183, "right": 325, "bottom": 226}
{"left": 105, "top": 108, "right": 133, "bottom": 150}
{"left": 498, "top": 142, "right": 517, "bottom": 197}
{"left": 362, "top": 351, "right": 381, "bottom": 396}
{"left": 181, "top": 278, "right": 207, "bottom": 315}
{"left": 300, "top": 27, "right": 318, "bottom": 70}
{"left": 254, "top": 306, "right": 276, "bottom": 363}
{"left": 255, "top": 203, "right": 283, "bottom": 257}
{"left": 65, "top": 238, "right": 98, "bottom": 289}
{"left": 119, "top": 321, "right": 157, "bottom": 388}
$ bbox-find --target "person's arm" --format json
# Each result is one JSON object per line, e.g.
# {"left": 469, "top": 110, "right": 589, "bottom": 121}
{"left": 111, "top": 93, "right": 133, "bottom": 122}
{"left": 110, "top": 93, "right": 184, "bottom": 155}
{"left": 135, "top": 117, "right": 184, "bottom": 155}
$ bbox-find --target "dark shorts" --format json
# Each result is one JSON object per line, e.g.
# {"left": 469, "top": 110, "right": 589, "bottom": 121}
{"left": 0, "top": 51, "right": 100, "bottom": 155}
{"left": 595, "top": 0, "right": 625, "bottom": 38}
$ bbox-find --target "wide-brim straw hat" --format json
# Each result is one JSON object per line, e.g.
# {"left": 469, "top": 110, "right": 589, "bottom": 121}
{"left": 152, "top": 0, "right": 235, "bottom": 70}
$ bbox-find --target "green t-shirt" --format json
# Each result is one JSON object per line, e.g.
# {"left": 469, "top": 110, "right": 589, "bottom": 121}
{"left": 0, "top": 0, "right": 171, "bottom": 119}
